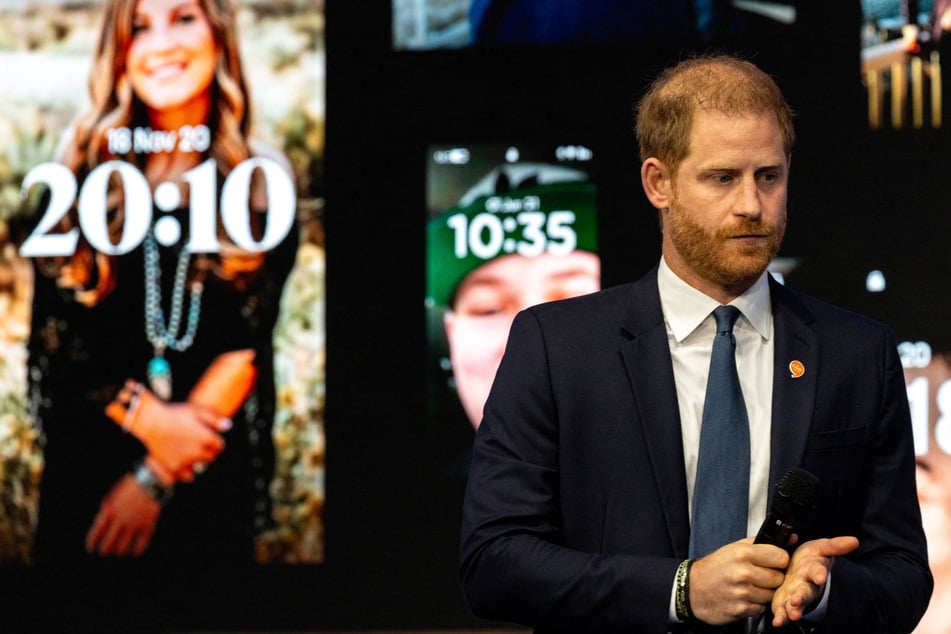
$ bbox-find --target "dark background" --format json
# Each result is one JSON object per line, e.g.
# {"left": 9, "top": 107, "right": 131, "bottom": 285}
{"left": 10, "top": 1, "right": 951, "bottom": 631}
{"left": 324, "top": 2, "right": 865, "bottom": 631}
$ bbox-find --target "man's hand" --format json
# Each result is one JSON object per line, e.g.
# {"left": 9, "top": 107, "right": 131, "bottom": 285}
{"left": 690, "top": 538, "right": 790, "bottom": 625}
{"left": 771, "top": 536, "right": 860, "bottom": 627}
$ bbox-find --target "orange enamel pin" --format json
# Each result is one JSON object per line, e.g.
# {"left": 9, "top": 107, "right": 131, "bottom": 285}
{"left": 789, "top": 360, "right": 805, "bottom": 378}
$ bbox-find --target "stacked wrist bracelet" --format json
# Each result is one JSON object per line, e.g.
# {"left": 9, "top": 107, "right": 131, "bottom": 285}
{"left": 675, "top": 558, "right": 695, "bottom": 622}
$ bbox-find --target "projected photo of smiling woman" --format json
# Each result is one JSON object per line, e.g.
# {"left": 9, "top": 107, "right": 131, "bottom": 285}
{"left": 25, "top": 0, "right": 298, "bottom": 568}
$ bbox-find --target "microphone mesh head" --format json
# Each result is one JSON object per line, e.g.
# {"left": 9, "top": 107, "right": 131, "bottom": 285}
{"left": 774, "top": 467, "right": 820, "bottom": 515}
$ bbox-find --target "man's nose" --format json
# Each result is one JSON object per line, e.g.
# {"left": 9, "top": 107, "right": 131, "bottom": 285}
{"left": 735, "top": 175, "right": 763, "bottom": 219}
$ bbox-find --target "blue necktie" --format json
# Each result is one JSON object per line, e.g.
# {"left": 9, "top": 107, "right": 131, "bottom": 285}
{"left": 689, "top": 305, "right": 751, "bottom": 558}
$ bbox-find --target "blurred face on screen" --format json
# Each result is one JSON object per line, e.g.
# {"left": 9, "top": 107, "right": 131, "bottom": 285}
{"left": 909, "top": 358, "right": 951, "bottom": 574}
{"left": 907, "top": 356, "right": 951, "bottom": 633}
{"left": 444, "top": 252, "right": 600, "bottom": 428}
{"left": 646, "top": 109, "right": 787, "bottom": 302}
{"left": 918, "top": 450, "right": 951, "bottom": 573}
{"left": 127, "top": 0, "right": 217, "bottom": 123}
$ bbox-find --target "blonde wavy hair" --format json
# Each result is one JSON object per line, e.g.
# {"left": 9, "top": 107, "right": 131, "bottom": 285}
{"left": 49, "top": 0, "right": 263, "bottom": 304}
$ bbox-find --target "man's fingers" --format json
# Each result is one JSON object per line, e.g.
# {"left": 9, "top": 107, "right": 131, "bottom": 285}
{"left": 804, "top": 561, "right": 830, "bottom": 587}
{"left": 772, "top": 605, "right": 789, "bottom": 627}
{"left": 825, "top": 535, "right": 859, "bottom": 556}
{"left": 750, "top": 566, "right": 786, "bottom": 590}
{"left": 772, "top": 585, "right": 807, "bottom": 626}
{"left": 749, "top": 543, "right": 790, "bottom": 569}
{"left": 809, "top": 535, "right": 859, "bottom": 557}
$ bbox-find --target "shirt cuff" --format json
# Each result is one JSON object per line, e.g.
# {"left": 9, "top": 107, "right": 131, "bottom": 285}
{"left": 668, "top": 567, "right": 832, "bottom": 625}
{"left": 802, "top": 570, "right": 832, "bottom": 622}
{"left": 669, "top": 575, "right": 680, "bottom": 623}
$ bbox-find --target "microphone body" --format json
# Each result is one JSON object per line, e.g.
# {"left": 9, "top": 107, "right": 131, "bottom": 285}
{"left": 754, "top": 467, "right": 819, "bottom": 548}
{"left": 754, "top": 506, "right": 798, "bottom": 547}
{"left": 743, "top": 467, "right": 820, "bottom": 634}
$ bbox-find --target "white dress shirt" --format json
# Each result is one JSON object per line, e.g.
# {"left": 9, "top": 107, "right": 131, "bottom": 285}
{"left": 659, "top": 257, "right": 773, "bottom": 625}
{"left": 657, "top": 257, "right": 774, "bottom": 536}
{"left": 658, "top": 258, "right": 830, "bottom": 626}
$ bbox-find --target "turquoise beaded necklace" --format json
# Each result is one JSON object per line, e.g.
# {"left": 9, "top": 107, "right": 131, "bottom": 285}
{"left": 144, "top": 232, "right": 203, "bottom": 400}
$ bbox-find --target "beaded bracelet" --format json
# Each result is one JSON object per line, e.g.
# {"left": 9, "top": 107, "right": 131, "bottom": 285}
{"left": 675, "top": 558, "right": 695, "bottom": 622}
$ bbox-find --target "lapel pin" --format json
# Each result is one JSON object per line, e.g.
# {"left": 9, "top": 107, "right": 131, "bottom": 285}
{"left": 789, "top": 360, "right": 805, "bottom": 378}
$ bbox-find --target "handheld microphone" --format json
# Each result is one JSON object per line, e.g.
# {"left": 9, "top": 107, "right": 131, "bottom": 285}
{"left": 744, "top": 467, "right": 819, "bottom": 634}
{"left": 754, "top": 467, "right": 820, "bottom": 546}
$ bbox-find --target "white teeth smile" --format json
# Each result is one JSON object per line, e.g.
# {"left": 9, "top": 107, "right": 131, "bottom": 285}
{"left": 147, "top": 62, "right": 186, "bottom": 79}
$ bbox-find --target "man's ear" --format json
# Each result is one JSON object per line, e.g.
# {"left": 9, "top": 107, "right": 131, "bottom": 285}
{"left": 641, "top": 157, "right": 672, "bottom": 210}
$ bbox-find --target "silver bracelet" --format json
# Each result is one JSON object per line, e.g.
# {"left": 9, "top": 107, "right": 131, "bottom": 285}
{"left": 675, "top": 558, "right": 695, "bottom": 622}
{"left": 132, "top": 459, "right": 173, "bottom": 506}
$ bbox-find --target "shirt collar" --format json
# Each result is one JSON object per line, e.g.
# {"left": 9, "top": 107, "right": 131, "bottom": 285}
{"left": 657, "top": 257, "right": 772, "bottom": 343}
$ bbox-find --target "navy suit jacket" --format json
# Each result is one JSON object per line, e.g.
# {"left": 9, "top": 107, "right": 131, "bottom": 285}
{"left": 460, "top": 267, "right": 931, "bottom": 633}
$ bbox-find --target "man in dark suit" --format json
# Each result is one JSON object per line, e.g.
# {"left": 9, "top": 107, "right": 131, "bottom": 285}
{"left": 459, "top": 55, "right": 932, "bottom": 632}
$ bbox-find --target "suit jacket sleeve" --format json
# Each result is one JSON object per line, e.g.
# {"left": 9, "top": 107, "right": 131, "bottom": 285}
{"left": 459, "top": 307, "right": 679, "bottom": 634}
{"left": 799, "top": 320, "right": 932, "bottom": 633}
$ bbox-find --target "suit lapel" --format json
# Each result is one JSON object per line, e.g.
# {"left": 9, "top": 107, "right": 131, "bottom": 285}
{"left": 767, "top": 278, "right": 819, "bottom": 497}
{"left": 616, "top": 272, "right": 820, "bottom": 554}
{"left": 618, "top": 269, "right": 691, "bottom": 556}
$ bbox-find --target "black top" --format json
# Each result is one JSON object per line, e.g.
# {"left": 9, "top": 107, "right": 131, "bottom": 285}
{"left": 29, "top": 210, "right": 298, "bottom": 568}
